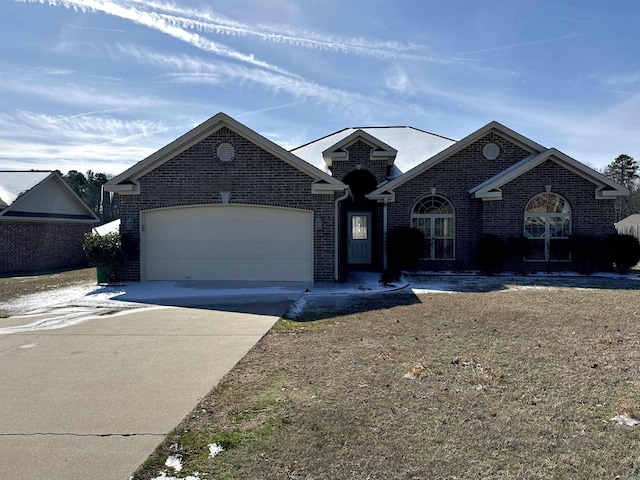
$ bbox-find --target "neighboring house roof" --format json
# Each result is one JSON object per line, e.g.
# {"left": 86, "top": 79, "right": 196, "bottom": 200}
{"left": 105, "top": 112, "right": 346, "bottom": 194}
{"left": 0, "top": 171, "right": 50, "bottom": 207}
{"left": 470, "top": 148, "right": 629, "bottom": 200}
{"left": 0, "top": 171, "right": 99, "bottom": 222}
{"left": 615, "top": 213, "right": 640, "bottom": 228}
{"left": 291, "top": 126, "right": 456, "bottom": 176}
{"left": 93, "top": 219, "right": 121, "bottom": 235}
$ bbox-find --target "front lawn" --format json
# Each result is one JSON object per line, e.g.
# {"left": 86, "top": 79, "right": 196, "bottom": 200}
{"left": 132, "top": 276, "right": 640, "bottom": 480}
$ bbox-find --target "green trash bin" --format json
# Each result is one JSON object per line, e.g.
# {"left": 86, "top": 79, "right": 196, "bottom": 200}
{"left": 96, "top": 265, "right": 109, "bottom": 284}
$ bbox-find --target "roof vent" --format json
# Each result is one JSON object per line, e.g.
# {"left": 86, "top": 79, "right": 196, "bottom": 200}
{"left": 216, "top": 143, "right": 235, "bottom": 162}
{"left": 482, "top": 143, "right": 500, "bottom": 160}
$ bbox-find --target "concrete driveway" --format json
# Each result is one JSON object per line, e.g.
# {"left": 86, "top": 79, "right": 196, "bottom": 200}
{"left": 0, "top": 284, "right": 302, "bottom": 480}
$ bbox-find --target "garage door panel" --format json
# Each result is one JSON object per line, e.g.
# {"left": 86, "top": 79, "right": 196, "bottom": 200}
{"left": 143, "top": 205, "right": 313, "bottom": 282}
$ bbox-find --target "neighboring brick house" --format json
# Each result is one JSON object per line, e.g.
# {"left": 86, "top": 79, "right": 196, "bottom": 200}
{"left": 105, "top": 113, "right": 627, "bottom": 283}
{"left": 0, "top": 171, "right": 99, "bottom": 274}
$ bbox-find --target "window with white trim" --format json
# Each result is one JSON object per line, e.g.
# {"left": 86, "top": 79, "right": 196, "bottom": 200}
{"left": 524, "top": 193, "right": 571, "bottom": 261}
{"left": 411, "top": 195, "right": 455, "bottom": 260}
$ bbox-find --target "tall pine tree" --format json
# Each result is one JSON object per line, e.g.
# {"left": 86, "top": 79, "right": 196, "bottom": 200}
{"left": 62, "top": 170, "right": 118, "bottom": 223}
{"left": 604, "top": 154, "right": 639, "bottom": 221}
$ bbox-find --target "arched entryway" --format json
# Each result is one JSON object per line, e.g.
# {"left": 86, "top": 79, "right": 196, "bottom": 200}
{"left": 341, "top": 170, "right": 379, "bottom": 274}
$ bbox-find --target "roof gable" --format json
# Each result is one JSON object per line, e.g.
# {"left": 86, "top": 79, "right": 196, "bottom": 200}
{"left": 292, "top": 126, "right": 456, "bottom": 175}
{"left": 470, "top": 148, "right": 629, "bottom": 200}
{"left": 321, "top": 129, "right": 398, "bottom": 167}
{"left": 105, "top": 112, "right": 345, "bottom": 194}
{"left": 0, "top": 171, "right": 99, "bottom": 222}
{"left": 368, "top": 121, "right": 547, "bottom": 199}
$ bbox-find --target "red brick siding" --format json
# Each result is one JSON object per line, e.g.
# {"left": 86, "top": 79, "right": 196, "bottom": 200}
{"left": 0, "top": 221, "right": 91, "bottom": 273}
{"left": 119, "top": 127, "right": 336, "bottom": 282}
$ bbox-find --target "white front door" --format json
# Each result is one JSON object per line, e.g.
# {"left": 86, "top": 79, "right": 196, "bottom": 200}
{"left": 347, "top": 212, "right": 372, "bottom": 264}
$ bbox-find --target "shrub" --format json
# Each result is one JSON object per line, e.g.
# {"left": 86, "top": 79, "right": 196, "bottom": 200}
{"left": 602, "top": 233, "right": 640, "bottom": 274}
{"left": 476, "top": 235, "right": 506, "bottom": 275}
{"left": 386, "top": 226, "right": 425, "bottom": 274}
{"left": 83, "top": 232, "right": 138, "bottom": 282}
{"left": 569, "top": 234, "right": 598, "bottom": 275}
{"left": 507, "top": 236, "right": 532, "bottom": 273}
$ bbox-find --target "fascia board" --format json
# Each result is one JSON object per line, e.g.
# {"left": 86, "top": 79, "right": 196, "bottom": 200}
{"left": 103, "top": 182, "right": 140, "bottom": 194}
{"left": 369, "top": 121, "right": 545, "bottom": 197}
{"left": 475, "top": 190, "right": 503, "bottom": 200}
{"left": 312, "top": 181, "right": 346, "bottom": 193}
{"left": 471, "top": 154, "right": 543, "bottom": 196}
{"left": 0, "top": 214, "right": 98, "bottom": 224}
{"left": 321, "top": 129, "right": 398, "bottom": 160}
{"left": 371, "top": 150, "right": 397, "bottom": 157}
{"left": 366, "top": 191, "right": 395, "bottom": 202}
{"left": 472, "top": 148, "right": 630, "bottom": 199}
{"left": 596, "top": 187, "right": 628, "bottom": 199}
{"left": 105, "top": 112, "right": 344, "bottom": 191}
{"left": 322, "top": 151, "right": 347, "bottom": 166}
{"left": 324, "top": 152, "right": 348, "bottom": 159}
{"left": 105, "top": 116, "right": 225, "bottom": 187}
{"left": 322, "top": 129, "right": 396, "bottom": 154}
{"left": 546, "top": 149, "right": 629, "bottom": 194}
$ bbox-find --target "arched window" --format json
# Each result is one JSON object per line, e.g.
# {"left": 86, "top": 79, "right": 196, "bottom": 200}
{"left": 411, "top": 195, "right": 455, "bottom": 260}
{"left": 524, "top": 193, "right": 571, "bottom": 261}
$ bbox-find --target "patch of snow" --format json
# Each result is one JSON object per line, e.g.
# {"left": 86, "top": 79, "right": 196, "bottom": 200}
{"left": 611, "top": 414, "right": 640, "bottom": 426}
{"left": 165, "top": 454, "right": 183, "bottom": 472}
{"left": 19, "top": 343, "right": 37, "bottom": 349}
{"left": 151, "top": 473, "right": 201, "bottom": 480}
{"left": 0, "top": 305, "right": 162, "bottom": 336}
{"left": 285, "top": 297, "right": 307, "bottom": 319}
{"left": 411, "top": 287, "right": 455, "bottom": 294}
{"left": 208, "top": 443, "right": 225, "bottom": 458}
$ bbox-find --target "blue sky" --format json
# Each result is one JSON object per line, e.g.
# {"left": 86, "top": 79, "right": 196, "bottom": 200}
{"left": 1, "top": 0, "right": 639, "bottom": 176}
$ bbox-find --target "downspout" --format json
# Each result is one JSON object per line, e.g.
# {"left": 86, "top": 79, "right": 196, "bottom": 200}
{"left": 334, "top": 187, "right": 350, "bottom": 282}
{"left": 383, "top": 197, "right": 388, "bottom": 270}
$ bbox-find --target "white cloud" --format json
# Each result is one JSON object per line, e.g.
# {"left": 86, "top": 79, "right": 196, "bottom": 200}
{"left": 605, "top": 71, "right": 640, "bottom": 87}
{"left": 116, "top": 45, "right": 379, "bottom": 114}
{"left": 385, "top": 67, "right": 413, "bottom": 94}
{"left": 21, "top": 0, "right": 295, "bottom": 76}
{"left": 0, "top": 111, "right": 172, "bottom": 174}
{"left": 459, "top": 33, "right": 585, "bottom": 56}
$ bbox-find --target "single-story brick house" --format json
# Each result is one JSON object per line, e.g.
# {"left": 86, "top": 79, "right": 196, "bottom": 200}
{"left": 0, "top": 171, "right": 99, "bottom": 274}
{"left": 104, "top": 112, "right": 627, "bottom": 283}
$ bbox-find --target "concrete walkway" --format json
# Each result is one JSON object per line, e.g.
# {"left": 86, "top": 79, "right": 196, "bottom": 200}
{"left": 0, "top": 299, "right": 293, "bottom": 480}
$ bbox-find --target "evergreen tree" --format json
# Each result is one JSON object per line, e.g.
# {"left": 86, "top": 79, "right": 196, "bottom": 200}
{"left": 62, "top": 170, "right": 118, "bottom": 223}
{"left": 604, "top": 154, "right": 639, "bottom": 221}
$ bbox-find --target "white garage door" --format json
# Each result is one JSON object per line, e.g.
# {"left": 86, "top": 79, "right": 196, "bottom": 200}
{"left": 142, "top": 205, "right": 313, "bottom": 282}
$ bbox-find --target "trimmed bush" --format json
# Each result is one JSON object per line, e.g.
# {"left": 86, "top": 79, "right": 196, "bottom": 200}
{"left": 507, "top": 236, "right": 532, "bottom": 273}
{"left": 386, "top": 226, "right": 425, "bottom": 274}
{"left": 569, "top": 234, "right": 598, "bottom": 275}
{"left": 602, "top": 233, "right": 640, "bottom": 274}
{"left": 83, "top": 232, "right": 138, "bottom": 282}
{"left": 476, "top": 235, "right": 506, "bottom": 275}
